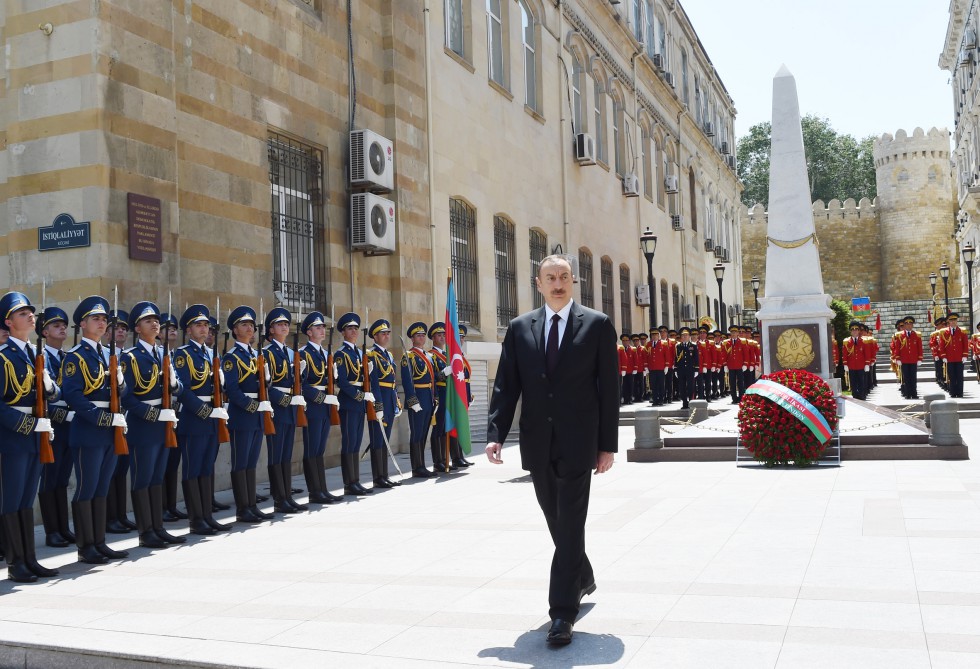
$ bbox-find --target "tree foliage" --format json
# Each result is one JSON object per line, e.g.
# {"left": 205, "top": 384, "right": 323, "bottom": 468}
{"left": 736, "top": 115, "right": 877, "bottom": 208}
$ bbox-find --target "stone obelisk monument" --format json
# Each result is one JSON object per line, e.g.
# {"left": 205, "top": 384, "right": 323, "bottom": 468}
{"left": 754, "top": 66, "right": 837, "bottom": 387}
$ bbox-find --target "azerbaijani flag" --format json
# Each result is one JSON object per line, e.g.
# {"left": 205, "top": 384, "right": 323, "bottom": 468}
{"left": 851, "top": 297, "right": 871, "bottom": 319}
{"left": 444, "top": 277, "right": 471, "bottom": 454}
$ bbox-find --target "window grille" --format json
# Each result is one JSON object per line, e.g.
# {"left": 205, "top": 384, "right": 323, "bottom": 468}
{"left": 450, "top": 198, "right": 479, "bottom": 327}
{"left": 268, "top": 132, "right": 327, "bottom": 312}
{"left": 660, "top": 280, "right": 669, "bottom": 327}
{"left": 600, "top": 257, "right": 614, "bottom": 321}
{"left": 579, "top": 249, "right": 594, "bottom": 309}
{"left": 529, "top": 229, "right": 547, "bottom": 310}
{"left": 494, "top": 216, "right": 518, "bottom": 327}
{"left": 672, "top": 284, "right": 680, "bottom": 329}
{"left": 619, "top": 265, "right": 632, "bottom": 333}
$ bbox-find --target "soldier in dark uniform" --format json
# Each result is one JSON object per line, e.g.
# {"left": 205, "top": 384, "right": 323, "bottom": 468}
{"left": 36, "top": 307, "right": 76, "bottom": 548}
{"left": 174, "top": 305, "right": 231, "bottom": 535}
{"left": 450, "top": 324, "right": 475, "bottom": 468}
{"left": 673, "top": 327, "right": 698, "bottom": 410}
{"left": 335, "top": 312, "right": 372, "bottom": 495}
{"left": 262, "top": 306, "right": 307, "bottom": 512}
{"left": 158, "top": 312, "right": 187, "bottom": 522}
{"left": 367, "top": 319, "right": 401, "bottom": 488}
{"left": 428, "top": 322, "right": 452, "bottom": 472}
{"left": 402, "top": 321, "right": 437, "bottom": 478}
{"left": 120, "top": 302, "right": 186, "bottom": 549}
{"left": 298, "top": 311, "right": 343, "bottom": 504}
{"left": 0, "top": 292, "right": 60, "bottom": 581}
{"left": 630, "top": 333, "right": 643, "bottom": 403}
{"left": 222, "top": 306, "right": 274, "bottom": 523}
{"left": 694, "top": 326, "right": 711, "bottom": 401}
{"left": 205, "top": 315, "right": 230, "bottom": 513}
{"left": 105, "top": 309, "right": 136, "bottom": 535}
{"left": 618, "top": 333, "right": 632, "bottom": 405}
{"left": 62, "top": 295, "right": 130, "bottom": 563}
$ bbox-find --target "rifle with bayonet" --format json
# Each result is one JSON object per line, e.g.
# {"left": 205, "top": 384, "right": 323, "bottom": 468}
{"left": 110, "top": 286, "right": 128, "bottom": 455}
{"left": 292, "top": 316, "right": 308, "bottom": 428}
{"left": 34, "top": 285, "right": 54, "bottom": 464}
{"left": 326, "top": 308, "right": 340, "bottom": 426}
{"left": 257, "top": 299, "right": 276, "bottom": 436}
{"left": 162, "top": 292, "right": 178, "bottom": 448}
{"left": 213, "top": 297, "right": 231, "bottom": 443}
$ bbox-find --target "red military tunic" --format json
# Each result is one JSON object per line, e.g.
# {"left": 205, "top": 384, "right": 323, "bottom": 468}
{"left": 892, "top": 329, "right": 923, "bottom": 365}
{"left": 841, "top": 336, "right": 869, "bottom": 369}
{"left": 938, "top": 326, "right": 970, "bottom": 362}
{"left": 647, "top": 339, "right": 671, "bottom": 371}
{"left": 722, "top": 335, "right": 747, "bottom": 369}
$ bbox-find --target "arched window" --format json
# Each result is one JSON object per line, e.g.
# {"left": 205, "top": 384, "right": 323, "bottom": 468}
{"left": 593, "top": 73, "right": 607, "bottom": 163}
{"left": 689, "top": 169, "right": 697, "bottom": 232}
{"left": 519, "top": 1, "right": 538, "bottom": 110}
{"left": 620, "top": 265, "right": 632, "bottom": 334}
{"left": 681, "top": 49, "right": 689, "bottom": 106}
{"left": 655, "top": 137, "right": 665, "bottom": 206}
{"left": 450, "top": 197, "right": 479, "bottom": 326}
{"left": 529, "top": 228, "right": 547, "bottom": 310}
{"left": 579, "top": 248, "right": 595, "bottom": 308}
{"left": 642, "top": 127, "right": 653, "bottom": 197}
{"left": 487, "top": 0, "right": 505, "bottom": 87}
{"left": 571, "top": 54, "right": 585, "bottom": 132}
{"left": 612, "top": 94, "right": 625, "bottom": 175}
{"left": 660, "top": 279, "right": 669, "bottom": 327}
{"left": 656, "top": 13, "right": 668, "bottom": 67}
{"left": 672, "top": 284, "right": 680, "bottom": 330}
{"left": 600, "top": 257, "right": 614, "bottom": 321}
{"left": 632, "top": 0, "right": 644, "bottom": 42}
{"left": 645, "top": 2, "right": 655, "bottom": 60}
{"left": 494, "top": 216, "right": 517, "bottom": 327}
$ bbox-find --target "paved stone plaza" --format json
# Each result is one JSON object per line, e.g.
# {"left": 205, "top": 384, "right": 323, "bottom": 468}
{"left": 2, "top": 420, "right": 980, "bottom": 668}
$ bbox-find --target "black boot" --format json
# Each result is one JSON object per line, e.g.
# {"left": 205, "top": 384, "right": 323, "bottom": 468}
{"left": 247, "top": 468, "right": 274, "bottom": 520}
{"left": 232, "top": 470, "right": 261, "bottom": 523}
{"left": 344, "top": 452, "right": 371, "bottom": 496}
{"left": 105, "top": 484, "right": 130, "bottom": 534}
{"left": 72, "top": 500, "right": 108, "bottom": 565}
{"left": 54, "top": 486, "right": 75, "bottom": 544}
{"left": 431, "top": 434, "right": 450, "bottom": 473}
{"left": 380, "top": 445, "right": 400, "bottom": 486}
{"left": 303, "top": 458, "right": 329, "bottom": 505}
{"left": 38, "top": 490, "right": 69, "bottom": 548}
{"left": 211, "top": 470, "right": 230, "bottom": 513}
{"left": 92, "top": 497, "right": 129, "bottom": 559}
{"left": 315, "top": 455, "right": 343, "bottom": 503}
{"left": 269, "top": 464, "right": 297, "bottom": 514}
{"left": 132, "top": 488, "right": 167, "bottom": 549}
{"left": 199, "top": 477, "right": 232, "bottom": 532}
{"left": 149, "top": 485, "right": 185, "bottom": 544}
{"left": 411, "top": 442, "right": 436, "bottom": 478}
{"left": 371, "top": 448, "right": 393, "bottom": 489}
{"left": 281, "top": 463, "right": 308, "bottom": 511}
{"left": 2, "top": 513, "right": 37, "bottom": 582}
{"left": 451, "top": 438, "right": 473, "bottom": 468}
{"left": 115, "top": 472, "right": 137, "bottom": 531}
{"left": 183, "top": 479, "right": 216, "bottom": 536}
{"left": 19, "top": 508, "right": 58, "bottom": 577}
{"left": 163, "top": 469, "right": 187, "bottom": 521}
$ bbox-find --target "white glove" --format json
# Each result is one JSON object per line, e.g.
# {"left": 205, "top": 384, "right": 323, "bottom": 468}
{"left": 741, "top": 365, "right": 747, "bottom": 371}
{"left": 394, "top": 406, "right": 402, "bottom": 418}
{"left": 116, "top": 366, "right": 125, "bottom": 386}
{"left": 210, "top": 407, "right": 229, "bottom": 420}
{"left": 621, "top": 371, "right": 626, "bottom": 377}
{"left": 324, "top": 395, "right": 339, "bottom": 407}
{"left": 66, "top": 411, "right": 76, "bottom": 422}
{"left": 34, "top": 417, "right": 54, "bottom": 435}
{"left": 43, "top": 369, "right": 56, "bottom": 394}
{"left": 375, "top": 410, "right": 385, "bottom": 421}
{"left": 442, "top": 365, "right": 452, "bottom": 377}
{"left": 257, "top": 400, "right": 274, "bottom": 413}
{"left": 111, "top": 413, "right": 128, "bottom": 429}
{"left": 843, "top": 365, "right": 849, "bottom": 372}
{"left": 410, "top": 403, "right": 422, "bottom": 413}
{"left": 363, "top": 392, "right": 376, "bottom": 403}
{"left": 333, "top": 362, "right": 339, "bottom": 379}
{"left": 169, "top": 364, "right": 180, "bottom": 391}
{"left": 643, "top": 370, "right": 649, "bottom": 376}
{"left": 158, "top": 408, "right": 178, "bottom": 423}
{"left": 723, "top": 366, "right": 728, "bottom": 373}
{"left": 264, "top": 363, "right": 271, "bottom": 382}
{"left": 299, "top": 359, "right": 307, "bottom": 374}
{"left": 694, "top": 372, "right": 699, "bottom": 377}
{"left": 368, "top": 361, "right": 375, "bottom": 374}
{"left": 864, "top": 365, "right": 870, "bottom": 372}
{"left": 218, "top": 367, "right": 225, "bottom": 386}
{"left": 290, "top": 395, "right": 307, "bottom": 407}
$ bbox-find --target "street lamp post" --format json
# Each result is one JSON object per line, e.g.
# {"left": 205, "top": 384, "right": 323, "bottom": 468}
{"left": 929, "top": 272, "right": 937, "bottom": 298}
{"left": 964, "top": 244, "right": 976, "bottom": 332}
{"left": 714, "top": 263, "right": 726, "bottom": 332}
{"left": 940, "top": 262, "right": 951, "bottom": 311}
{"left": 640, "top": 227, "right": 658, "bottom": 333}
{"left": 751, "top": 276, "right": 761, "bottom": 312}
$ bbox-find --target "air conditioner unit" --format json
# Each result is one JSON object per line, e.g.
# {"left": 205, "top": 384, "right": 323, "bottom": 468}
{"left": 350, "top": 193, "right": 396, "bottom": 254}
{"left": 704, "top": 237, "right": 714, "bottom": 251}
{"left": 664, "top": 175, "right": 679, "bottom": 193}
{"left": 349, "top": 129, "right": 394, "bottom": 193}
{"left": 651, "top": 54, "right": 663, "bottom": 70}
{"left": 714, "top": 245, "right": 723, "bottom": 258}
{"left": 574, "top": 133, "right": 596, "bottom": 165}
{"left": 671, "top": 215, "right": 684, "bottom": 231}
{"left": 704, "top": 122, "right": 715, "bottom": 137}
{"left": 664, "top": 72, "right": 674, "bottom": 88}
{"left": 635, "top": 283, "right": 650, "bottom": 306}
{"left": 721, "top": 141, "right": 730, "bottom": 154}
{"left": 726, "top": 155, "right": 737, "bottom": 170}
{"left": 622, "top": 173, "right": 640, "bottom": 197}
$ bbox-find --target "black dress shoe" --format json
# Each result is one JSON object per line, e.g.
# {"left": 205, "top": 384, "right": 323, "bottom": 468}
{"left": 383, "top": 477, "right": 401, "bottom": 487}
{"left": 546, "top": 619, "right": 573, "bottom": 645}
{"left": 373, "top": 479, "right": 394, "bottom": 490}
{"left": 579, "top": 581, "right": 597, "bottom": 604}
{"left": 413, "top": 468, "right": 437, "bottom": 479}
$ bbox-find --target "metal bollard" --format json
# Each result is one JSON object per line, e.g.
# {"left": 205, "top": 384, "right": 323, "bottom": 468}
{"left": 690, "top": 399, "right": 709, "bottom": 424}
{"left": 928, "top": 400, "right": 962, "bottom": 446}
{"left": 923, "top": 392, "right": 945, "bottom": 429}
{"left": 634, "top": 407, "right": 663, "bottom": 449}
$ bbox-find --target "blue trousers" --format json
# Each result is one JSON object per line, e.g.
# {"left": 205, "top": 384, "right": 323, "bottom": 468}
{"left": 339, "top": 408, "right": 365, "bottom": 454}
{"left": 230, "top": 429, "right": 263, "bottom": 472}
{"left": 303, "top": 406, "right": 330, "bottom": 458}
{"left": 180, "top": 433, "right": 215, "bottom": 480}
{"left": 71, "top": 443, "right": 117, "bottom": 501}
{"left": 130, "top": 442, "right": 169, "bottom": 490}
{"left": 266, "top": 424, "right": 296, "bottom": 466}
{"left": 0, "top": 450, "right": 41, "bottom": 514}
{"left": 408, "top": 399, "right": 433, "bottom": 446}
{"left": 39, "top": 427, "right": 73, "bottom": 492}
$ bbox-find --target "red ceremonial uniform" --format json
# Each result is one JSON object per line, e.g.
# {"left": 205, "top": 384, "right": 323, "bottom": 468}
{"left": 892, "top": 330, "right": 923, "bottom": 364}
{"left": 938, "top": 326, "right": 970, "bottom": 361}
{"left": 722, "top": 335, "right": 747, "bottom": 368}
{"left": 696, "top": 338, "right": 712, "bottom": 373}
{"left": 971, "top": 333, "right": 980, "bottom": 359}
{"left": 647, "top": 339, "right": 671, "bottom": 371}
{"left": 841, "top": 336, "right": 869, "bottom": 369}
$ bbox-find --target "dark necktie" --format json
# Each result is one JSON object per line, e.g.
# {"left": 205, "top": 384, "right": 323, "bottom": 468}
{"left": 25, "top": 343, "right": 35, "bottom": 362}
{"left": 153, "top": 346, "right": 162, "bottom": 366}
{"left": 546, "top": 313, "right": 561, "bottom": 375}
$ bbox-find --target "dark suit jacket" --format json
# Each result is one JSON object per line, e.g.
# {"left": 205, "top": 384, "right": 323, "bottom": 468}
{"left": 487, "top": 301, "right": 620, "bottom": 473}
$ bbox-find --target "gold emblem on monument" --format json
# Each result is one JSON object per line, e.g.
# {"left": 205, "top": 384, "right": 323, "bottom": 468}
{"left": 775, "top": 328, "right": 815, "bottom": 369}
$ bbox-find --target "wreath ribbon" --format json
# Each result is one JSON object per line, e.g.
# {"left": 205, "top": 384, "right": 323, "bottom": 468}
{"left": 744, "top": 379, "right": 833, "bottom": 444}
{"left": 767, "top": 233, "right": 818, "bottom": 249}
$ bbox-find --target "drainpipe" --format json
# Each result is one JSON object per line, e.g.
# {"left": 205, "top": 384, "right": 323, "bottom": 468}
{"left": 558, "top": 2, "right": 569, "bottom": 252}
{"left": 423, "top": 0, "right": 440, "bottom": 321}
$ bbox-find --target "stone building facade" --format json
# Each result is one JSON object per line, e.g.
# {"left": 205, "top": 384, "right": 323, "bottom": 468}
{"left": 741, "top": 128, "right": 959, "bottom": 311}
{"left": 1, "top": 1, "right": 744, "bottom": 455}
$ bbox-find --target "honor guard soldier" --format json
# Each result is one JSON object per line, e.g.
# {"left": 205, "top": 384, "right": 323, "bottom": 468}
{"left": 36, "top": 306, "right": 76, "bottom": 548}
{"left": 366, "top": 319, "right": 401, "bottom": 488}
{"left": 647, "top": 328, "right": 670, "bottom": 406}
{"left": 896, "top": 316, "right": 923, "bottom": 399}
{"left": 930, "top": 316, "right": 947, "bottom": 392}
{"left": 637, "top": 332, "right": 650, "bottom": 400}
{"left": 428, "top": 322, "right": 453, "bottom": 472}
{"left": 722, "top": 325, "right": 748, "bottom": 403}
{"left": 335, "top": 312, "right": 373, "bottom": 494}
{"left": 938, "top": 312, "right": 970, "bottom": 398}
{"left": 450, "top": 324, "right": 475, "bottom": 468}
{"left": 158, "top": 312, "right": 187, "bottom": 521}
{"left": 751, "top": 330, "right": 763, "bottom": 383}
{"left": 222, "top": 306, "right": 274, "bottom": 523}
{"left": 862, "top": 324, "right": 878, "bottom": 391}
{"left": 709, "top": 330, "right": 724, "bottom": 399}
{"left": 402, "top": 321, "right": 437, "bottom": 478}
{"left": 889, "top": 319, "right": 905, "bottom": 397}
{"left": 695, "top": 326, "right": 712, "bottom": 401}
{"left": 0, "top": 292, "right": 60, "bottom": 582}
{"left": 630, "top": 334, "right": 644, "bottom": 402}
{"left": 205, "top": 315, "right": 229, "bottom": 514}
{"left": 744, "top": 327, "right": 761, "bottom": 384}
{"left": 673, "top": 327, "right": 699, "bottom": 410}
{"left": 120, "top": 302, "right": 185, "bottom": 548}
{"left": 298, "top": 311, "right": 343, "bottom": 504}
{"left": 262, "top": 306, "right": 308, "bottom": 513}
{"left": 174, "top": 305, "right": 231, "bottom": 535}
{"left": 62, "top": 295, "right": 130, "bottom": 564}
{"left": 206, "top": 316, "right": 218, "bottom": 350}
{"left": 618, "top": 334, "right": 632, "bottom": 405}
{"left": 104, "top": 309, "right": 136, "bottom": 536}
{"left": 842, "top": 321, "right": 870, "bottom": 400}
{"left": 971, "top": 324, "right": 980, "bottom": 379}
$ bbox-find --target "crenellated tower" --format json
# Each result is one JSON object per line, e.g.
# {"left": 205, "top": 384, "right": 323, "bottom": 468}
{"left": 873, "top": 128, "right": 959, "bottom": 300}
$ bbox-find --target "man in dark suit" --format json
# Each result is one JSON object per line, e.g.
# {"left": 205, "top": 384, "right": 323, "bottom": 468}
{"left": 486, "top": 254, "right": 619, "bottom": 646}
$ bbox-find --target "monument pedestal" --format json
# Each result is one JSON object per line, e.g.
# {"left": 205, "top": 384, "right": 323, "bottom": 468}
{"left": 756, "top": 293, "right": 837, "bottom": 389}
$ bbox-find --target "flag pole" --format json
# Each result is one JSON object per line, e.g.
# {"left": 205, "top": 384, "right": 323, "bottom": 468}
{"left": 445, "top": 267, "right": 451, "bottom": 472}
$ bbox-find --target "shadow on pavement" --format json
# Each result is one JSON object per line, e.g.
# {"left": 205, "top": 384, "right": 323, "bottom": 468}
{"left": 478, "top": 621, "right": 625, "bottom": 669}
